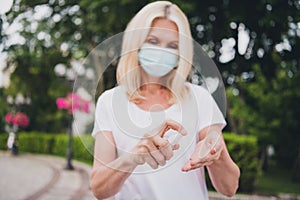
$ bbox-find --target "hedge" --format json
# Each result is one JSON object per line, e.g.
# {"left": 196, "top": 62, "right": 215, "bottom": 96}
{"left": 0, "top": 132, "right": 94, "bottom": 165}
{"left": 224, "top": 133, "right": 260, "bottom": 192}
{"left": 203, "top": 133, "right": 259, "bottom": 192}
{"left": 0, "top": 132, "right": 259, "bottom": 192}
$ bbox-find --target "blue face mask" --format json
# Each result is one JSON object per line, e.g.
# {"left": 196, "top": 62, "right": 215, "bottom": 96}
{"left": 138, "top": 44, "right": 179, "bottom": 77}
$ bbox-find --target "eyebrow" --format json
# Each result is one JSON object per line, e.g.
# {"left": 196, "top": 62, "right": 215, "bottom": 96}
{"left": 146, "top": 35, "right": 179, "bottom": 44}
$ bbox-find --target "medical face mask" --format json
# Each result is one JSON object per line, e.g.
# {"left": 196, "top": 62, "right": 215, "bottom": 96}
{"left": 138, "top": 44, "right": 179, "bottom": 77}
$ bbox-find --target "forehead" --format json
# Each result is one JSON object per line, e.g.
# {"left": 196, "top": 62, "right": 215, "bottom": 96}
{"left": 151, "top": 18, "right": 178, "bottom": 31}
{"left": 148, "top": 18, "right": 179, "bottom": 39}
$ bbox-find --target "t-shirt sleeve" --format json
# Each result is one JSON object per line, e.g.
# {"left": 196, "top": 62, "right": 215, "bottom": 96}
{"left": 194, "top": 85, "right": 227, "bottom": 132}
{"left": 91, "top": 92, "right": 112, "bottom": 137}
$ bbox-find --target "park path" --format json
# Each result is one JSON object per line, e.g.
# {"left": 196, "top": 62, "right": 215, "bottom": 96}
{"left": 0, "top": 152, "right": 96, "bottom": 200}
{"left": 0, "top": 151, "right": 299, "bottom": 200}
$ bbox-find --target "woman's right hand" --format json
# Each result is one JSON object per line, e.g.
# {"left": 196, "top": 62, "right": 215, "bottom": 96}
{"left": 129, "top": 120, "right": 187, "bottom": 169}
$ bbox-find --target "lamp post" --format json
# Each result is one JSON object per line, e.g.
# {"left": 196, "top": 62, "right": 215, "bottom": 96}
{"left": 6, "top": 93, "right": 31, "bottom": 155}
{"left": 54, "top": 61, "right": 93, "bottom": 170}
{"left": 54, "top": 63, "right": 75, "bottom": 170}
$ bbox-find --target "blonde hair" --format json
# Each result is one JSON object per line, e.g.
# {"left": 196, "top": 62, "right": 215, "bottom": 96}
{"left": 116, "top": 1, "right": 193, "bottom": 102}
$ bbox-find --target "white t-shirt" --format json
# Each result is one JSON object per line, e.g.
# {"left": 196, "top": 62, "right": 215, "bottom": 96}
{"left": 92, "top": 82, "right": 226, "bottom": 200}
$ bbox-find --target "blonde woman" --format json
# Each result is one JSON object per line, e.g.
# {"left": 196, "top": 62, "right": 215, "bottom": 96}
{"left": 91, "top": 1, "right": 240, "bottom": 199}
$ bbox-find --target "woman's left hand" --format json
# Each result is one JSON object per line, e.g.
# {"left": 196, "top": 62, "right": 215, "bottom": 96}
{"left": 182, "top": 131, "right": 225, "bottom": 172}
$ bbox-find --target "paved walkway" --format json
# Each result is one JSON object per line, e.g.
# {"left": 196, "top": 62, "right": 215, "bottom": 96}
{"left": 0, "top": 152, "right": 96, "bottom": 200}
{"left": 0, "top": 152, "right": 299, "bottom": 200}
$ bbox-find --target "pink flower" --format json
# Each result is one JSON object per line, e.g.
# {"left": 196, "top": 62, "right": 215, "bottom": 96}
{"left": 14, "top": 112, "right": 30, "bottom": 127}
{"left": 56, "top": 93, "right": 90, "bottom": 114}
{"left": 56, "top": 98, "right": 70, "bottom": 109}
{"left": 72, "top": 101, "right": 81, "bottom": 112}
{"left": 5, "top": 112, "right": 30, "bottom": 127}
{"left": 68, "top": 93, "right": 81, "bottom": 102}
{"left": 5, "top": 113, "right": 13, "bottom": 123}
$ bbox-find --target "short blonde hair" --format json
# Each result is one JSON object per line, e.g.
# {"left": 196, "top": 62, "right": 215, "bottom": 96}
{"left": 116, "top": 1, "right": 193, "bottom": 102}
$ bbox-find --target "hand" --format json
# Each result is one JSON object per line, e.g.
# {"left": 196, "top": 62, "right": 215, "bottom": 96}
{"left": 130, "top": 119, "right": 187, "bottom": 169}
{"left": 182, "top": 130, "right": 224, "bottom": 172}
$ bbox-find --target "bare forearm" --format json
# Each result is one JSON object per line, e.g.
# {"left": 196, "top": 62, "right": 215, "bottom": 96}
{"left": 90, "top": 155, "right": 137, "bottom": 199}
{"left": 207, "top": 148, "right": 240, "bottom": 197}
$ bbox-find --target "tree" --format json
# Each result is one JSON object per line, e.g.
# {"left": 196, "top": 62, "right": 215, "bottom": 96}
{"left": 1, "top": 0, "right": 300, "bottom": 179}
{"left": 187, "top": 0, "right": 299, "bottom": 177}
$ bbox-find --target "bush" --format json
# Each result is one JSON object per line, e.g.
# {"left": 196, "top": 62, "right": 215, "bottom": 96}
{"left": 205, "top": 133, "right": 260, "bottom": 193}
{"left": 0, "top": 133, "right": 7, "bottom": 149}
{"left": 0, "top": 132, "right": 259, "bottom": 192}
{"left": 0, "top": 132, "right": 94, "bottom": 165}
{"left": 19, "top": 132, "right": 56, "bottom": 154}
{"left": 224, "top": 133, "right": 260, "bottom": 192}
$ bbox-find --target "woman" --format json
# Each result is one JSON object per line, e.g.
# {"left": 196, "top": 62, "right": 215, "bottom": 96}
{"left": 91, "top": 1, "right": 240, "bottom": 199}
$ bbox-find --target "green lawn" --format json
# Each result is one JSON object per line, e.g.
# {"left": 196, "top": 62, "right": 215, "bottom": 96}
{"left": 255, "top": 165, "right": 300, "bottom": 195}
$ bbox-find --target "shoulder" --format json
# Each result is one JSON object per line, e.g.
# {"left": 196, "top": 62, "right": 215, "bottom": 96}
{"left": 185, "top": 82, "right": 211, "bottom": 97}
{"left": 97, "top": 85, "right": 125, "bottom": 103}
{"left": 184, "top": 82, "right": 216, "bottom": 107}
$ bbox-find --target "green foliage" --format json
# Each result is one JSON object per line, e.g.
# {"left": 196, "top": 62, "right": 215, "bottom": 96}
{"left": 1, "top": 132, "right": 259, "bottom": 192}
{"left": 224, "top": 133, "right": 260, "bottom": 192}
{"left": 0, "top": 133, "right": 8, "bottom": 148}
{"left": 1, "top": 0, "right": 299, "bottom": 183}
{"left": 256, "top": 165, "right": 300, "bottom": 195}
{"left": 206, "top": 133, "right": 259, "bottom": 192}
{"left": 227, "top": 62, "right": 300, "bottom": 169}
{"left": 0, "top": 132, "right": 94, "bottom": 165}
{"left": 19, "top": 132, "right": 56, "bottom": 153}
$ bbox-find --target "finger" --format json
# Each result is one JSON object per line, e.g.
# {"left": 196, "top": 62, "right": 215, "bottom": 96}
{"left": 159, "top": 119, "right": 188, "bottom": 137}
{"left": 189, "top": 150, "right": 210, "bottom": 166}
{"left": 160, "top": 142, "right": 174, "bottom": 160}
{"left": 182, "top": 160, "right": 206, "bottom": 172}
{"left": 132, "top": 145, "right": 148, "bottom": 165}
{"left": 187, "top": 162, "right": 205, "bottom": 171}
{"left": 190, "top": 158, "right": 207, "bottom": 167}
{"left": 151, "top": 136, "right": 173, "bottom": 161}
{"left": 182, "top": 161, "right": 192, "bottom": 172}
{"left": 166, "top": 119, "right": 188, "bottom": 136}
{"left": 152, "top": 135, "right": 168, "bottom": 149}
{"left": 144, "top": 153, "right": 159, "bottom": 169}
{"left": 146, "top": 141, "right": 167, "bottom": 166}
{"left": 193, "top": 159, "right": 214, "bottom": 168}
{"left": 190, "top": 151, "right": 221, "bottom": 168}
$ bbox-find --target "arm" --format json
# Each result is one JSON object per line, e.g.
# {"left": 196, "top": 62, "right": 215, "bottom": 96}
{"left": 182, "top": 125, "right": 240, "bottom": 197}
{"left": 206, "top": 138, "right": 240, "bottom": 197}
{"left": 90, "top": 131, "right": 137, "bottom": 199}
{"left": 91, "top": 120, "right": 187, "bottom": 199}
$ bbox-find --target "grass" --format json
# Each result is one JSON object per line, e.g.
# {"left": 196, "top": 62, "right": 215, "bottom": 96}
{"left": 255, "top": 164, "right": 300, "bottom": 196}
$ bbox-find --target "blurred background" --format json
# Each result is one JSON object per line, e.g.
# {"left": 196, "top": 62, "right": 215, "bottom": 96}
{"left": 0, "top": 0, "right": 299, "bottom": 197}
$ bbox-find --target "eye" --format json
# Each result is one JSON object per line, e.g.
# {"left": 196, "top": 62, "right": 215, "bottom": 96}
{"left": 146, "top": 38, "right": 159, "bottom": 45}
{"left": 168, "top": 42, "right": 178, "bottom": 49}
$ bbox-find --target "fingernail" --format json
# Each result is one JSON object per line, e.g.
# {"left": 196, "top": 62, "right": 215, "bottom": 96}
{"left": 182, "top": 167, "right": 189, "bottom": 172}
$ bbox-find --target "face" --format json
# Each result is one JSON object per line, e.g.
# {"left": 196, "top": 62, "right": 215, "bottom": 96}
{"left": 144, "top": 18, "right": 179, "bottom": 49}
